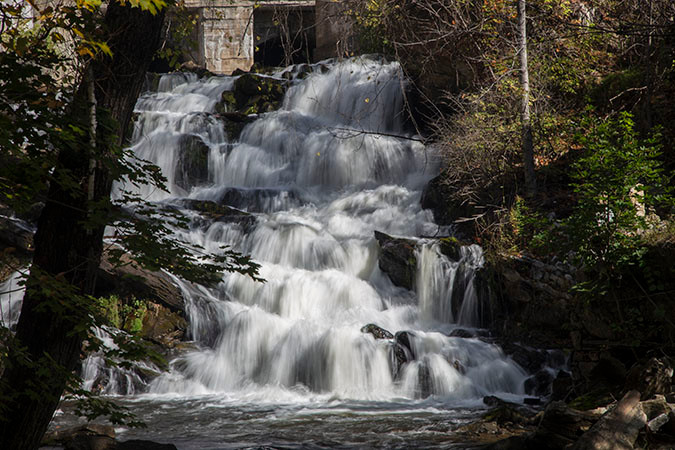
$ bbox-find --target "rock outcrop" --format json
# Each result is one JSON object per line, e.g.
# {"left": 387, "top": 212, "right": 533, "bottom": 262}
{"left": 374, "top": 231, "right": 417, "bottom": 290}
{"left": 571, "top": 390, "right": 646, "bottom": 450}
{"left": 216, "top": 73, "right": 287, "bottom": 116}
{"left": 360, "top": 323, "right": 393, "bottom": 340}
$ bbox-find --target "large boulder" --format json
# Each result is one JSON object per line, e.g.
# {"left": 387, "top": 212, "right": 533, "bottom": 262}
{"left": 174, "top": 135, "right": 210, "bottom": 191}
{"left": 216, "top": 73, "right": 288, "bottom": 116}
{"left": 173, "top": 199, "right": 257, "bottom": 233}
{"left": 420, "top": 173, "right": 478, "bottom": 238}
{"left": 374, "top": 231, "right": 417, "bottom": 290}
{"left": 571, "top": 390, "right": 647, "bottom": 450}
{"left": 42, "top": 424, "right": 116, "bottom": 450}
{"left": 390, "top": 331, "right": 416, "bottom": 377}
{"left": 96, "top": 249, "right": 184, "bottom": 314}
{"left": 141, "top": 301, "right": 187, "bottom": 347}
{"left": 360, "top": 323, "right": 393, "bottom": 340}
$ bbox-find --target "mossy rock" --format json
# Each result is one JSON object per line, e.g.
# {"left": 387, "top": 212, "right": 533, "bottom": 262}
{"left": 374, "top": 230, "right": 417, "bottom": 290}
{"left": 568, "top": 388, "right": 615, "bottom": 411}
{"left": 144, "top": 72, "right": 163, "bottom": 93}
{"left": 177, "top": 199, "right": 257, "bottom": 233}
{"left": 141, "top": 301, "right": 187, "bottom": 346}
{"left": 439, "top": 236, "right": 462, "bottom": 261}
{"left": 175, "top": 135, "right": 210, "bottom": 191}
{"left": 215, "top": 73, "right": 288, "bottom": 117}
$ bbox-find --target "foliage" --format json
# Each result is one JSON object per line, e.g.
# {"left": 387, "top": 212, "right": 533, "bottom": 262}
{"left": 0, "top": 0, "right": 261, "bottom": 433}
{"left": 508, "top": 197, "right": 558, "bottom": 256}
{"left": 566, "top": 112, "right": 673, "bottom": 282}
{"left": 96, "top": 295, "right": 148, "bottom": 334}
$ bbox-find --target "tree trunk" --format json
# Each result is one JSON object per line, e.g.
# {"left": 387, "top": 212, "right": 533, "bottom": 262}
{"left": 518, "top": 0, "right": 536, "bottom": 196}
{"left": 0, "top": 3, "right": 165, "bottom": 449}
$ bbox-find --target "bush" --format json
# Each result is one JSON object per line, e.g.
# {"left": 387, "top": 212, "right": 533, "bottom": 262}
{"left": 566, "top": 112, "right": 673, "bottom": 282}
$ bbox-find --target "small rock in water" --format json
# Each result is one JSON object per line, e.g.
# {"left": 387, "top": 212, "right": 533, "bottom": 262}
{"left": 449, "top": 328, "right": 475, "bottom": 338}
{"left": 524, "top": 369, "right": 554, "bottom": 397}
{"left": 117, "top": 440, "right": 178, "bottom": 450}
{"left": 395, "top": 331, "right": 416, "bottom": 360}
{"left": 360, "top": 323, "right": 393, "bottom": 340}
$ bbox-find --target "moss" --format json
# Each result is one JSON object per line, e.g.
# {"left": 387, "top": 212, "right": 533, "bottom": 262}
{"left": 121, "top": 299, "right": 147, "bottom": 335}
{"left": 568, "top": 388, "right": 614, "bottom": 411}
{"left": 439, "top": 236, "right": 462, "bottom": 261}
{"left": 96, "top": 295, "right": 148, "bottom": 335}
{"left": 97, "top": 295, "right": 121, "bottom": 329}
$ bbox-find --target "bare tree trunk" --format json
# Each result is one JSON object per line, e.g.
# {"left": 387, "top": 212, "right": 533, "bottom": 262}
{"left": 0, "top": 3, "right": 165, "bottom": 449}
{"left": 518, "top": 0, "right": 536, "bottom": 196}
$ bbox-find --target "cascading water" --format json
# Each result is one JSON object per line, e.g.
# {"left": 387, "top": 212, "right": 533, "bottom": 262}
{"left": 0, "top": 269, "right": 24, "bottom": 330}
{"left": 48, "top": 56, "right": 533, "bottom": 447}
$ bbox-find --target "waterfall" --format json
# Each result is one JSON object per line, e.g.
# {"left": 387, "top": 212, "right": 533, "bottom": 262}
{"left": 0, "top": 270, "right": 25, "bottom": 330}
{"left": 108, "top": 56, "right": 528, "bottom": 403}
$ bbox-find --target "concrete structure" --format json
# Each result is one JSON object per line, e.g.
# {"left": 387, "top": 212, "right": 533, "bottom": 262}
{"left": 186, "top": 0, "right": 321, "bottom": 74}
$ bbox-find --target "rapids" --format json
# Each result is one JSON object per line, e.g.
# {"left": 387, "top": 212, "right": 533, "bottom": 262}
{"left": 4, "top": 56, "right": 536, "bottom": 448}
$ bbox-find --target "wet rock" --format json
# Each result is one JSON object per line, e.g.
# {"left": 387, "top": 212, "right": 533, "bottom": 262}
{"left": 390, "top": 331, "right": 416, "bottom": 377}
{"left": 438, "top": 236, "right": 463, "bottom": 261}
{"left": 280, "top": 63, "right": 313, "bottom": 80}
{"left": 174, "top": 134, "right": 209, "bottom": 191}
{"left": 0, "top": 214, "right": 34, "bottom": 254}
{"left": 374, "top": 230, "right": 417, "bottom": 290}
{"left": 97, "top": 249, "right": 184, "bottom": 313}
{"left": 175, "top": 199, "right": 257, "bottom": 233}
{"left": 551, "top": 370, "right": 575, "bottom": 401}
{"left": 625, "top": 357, "right": 673, "bottom": 400}
{"left": 449, "top": 328, "right": 475, "bottom": 338}
{"left": 42, "top": 424, "right": 116, "bottom": 450}
{"left": 524, "top": 369, "right": 554, "bottom": 397}
{"left": 419, "top": 174, "right": 483, "bottom": 239}
{"left": 216, "top": 73, "right": 287, "bottom": 116}
{"left": 216, "top": 187, "right": 302, "bottom": 212}
{"left": 482, "top": 396, "right": 535, "bottom": 426}
{"left": 179, "top": 60, "right": 215, "bottom": 78}
{"left": 141, "top": 301, "right": 187, "bottom": 347}
{"left": 417, "top": 360, "right": 433, "bottom": 398}
{"left": 117, "top": 440, "right": 178, "bottom": 450}
{"left": 571, "top": 390, "right": 646, "bottom": 450}
{"left": 395, "top": 331, "right": 416, "bottom": 360}
{"left": 360, "top": 323, "right": 393, "bottom": 340}
{"left": 218, "top": 111, "right": 255, "bottom": 141}
{"left": 389, "top": 342, "right": 408, "bottom": 377}
{"left": 501, "top": 343, "right": 548, "bottom": 373}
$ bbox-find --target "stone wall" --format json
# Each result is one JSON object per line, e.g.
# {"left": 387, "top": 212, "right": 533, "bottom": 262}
{"left": 186, "top": 0, "right": 318, "bottom": 74}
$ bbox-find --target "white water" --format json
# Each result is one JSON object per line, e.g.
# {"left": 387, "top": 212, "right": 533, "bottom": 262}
{"left": 53, "top": 57, "right": 531, "bottom": 447}
{"left": 0, "top": 269, "right": 25, "bottom": 330}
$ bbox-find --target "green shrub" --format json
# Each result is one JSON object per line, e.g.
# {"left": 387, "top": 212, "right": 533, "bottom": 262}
{"left": 567, "top": 112, "right": 673, "bottom": 284}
